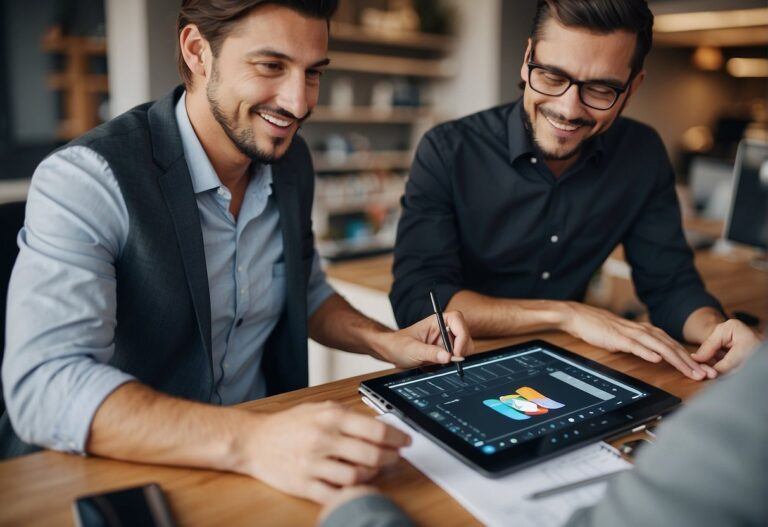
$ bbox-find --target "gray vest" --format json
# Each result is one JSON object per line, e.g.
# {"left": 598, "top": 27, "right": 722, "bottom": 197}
{"left": 1, "top": 86, "right": 315, "bottom": 458}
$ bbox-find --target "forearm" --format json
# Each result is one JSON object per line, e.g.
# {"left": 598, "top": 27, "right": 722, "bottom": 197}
{"left": 682, "top": 307, "right": 726, "bottom": 344}
{"left": 308, "top": 294, "right": 391, "bottom": 360}
{"left": 445, "top": 290, "right": 569, "bottom": 338}
{"left": 87, "top": 381, "right": 259, "bottom": 474}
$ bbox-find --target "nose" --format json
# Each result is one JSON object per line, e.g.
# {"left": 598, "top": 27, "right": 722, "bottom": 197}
{"left": 276, "top": 70, "right": 309, "bottom": 120}
{"left": 552, "top": 83, "right": 583, "bottom": 120}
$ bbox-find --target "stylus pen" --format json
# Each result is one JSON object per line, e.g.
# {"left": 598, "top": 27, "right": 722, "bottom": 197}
{"left": 529, "top": 468, "right": 630, "bottom": 500}
{"left": 428, "top": 289, "right": 464, "bottom": 379}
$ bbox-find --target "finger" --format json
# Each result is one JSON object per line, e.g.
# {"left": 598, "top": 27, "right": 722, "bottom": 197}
{"left": 339, "top": 412, "right": 411, "bottom": 448}
{"left": 700, "top": 363, "right": 718, "bottom": 379}
{"left": 713, "top": 348, "right": 746, "bottom": 374}
{"left": 442, "top": 311, "right": 475, "bottom": 358}
{"left": 311, "top": 459, "right": 378, "bottom": 487}
{"left": 691, "top": 325, "right": 726, "bottom": 362}
{"left": 329, "top": 435, "right": 400, "bottom": 468}
{"left": 631, "top": 329, "right": 706, "bottom": 380}
{"left": 409, "top": 341, "right": 451, "bottom": 364}
{"left": 305, "top": 478, "right": 341, "bottom": 504}
{"left": 613, "top": 335, "right": 662, "bottom": 363}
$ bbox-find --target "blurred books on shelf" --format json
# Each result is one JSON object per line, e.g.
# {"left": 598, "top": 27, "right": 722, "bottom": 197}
{"left": 304, "top": 0, "right": 456, "bottom": 259}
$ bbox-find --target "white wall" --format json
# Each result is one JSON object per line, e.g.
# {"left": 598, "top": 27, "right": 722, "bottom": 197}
{"left": 105, "top": 0, "right": 150, "bottom": 116}
{"left": 106, "top": 0, "right": 180, "bottom": 116}
{"left": 432, "top": 0, "right": 503, "bottom": 118}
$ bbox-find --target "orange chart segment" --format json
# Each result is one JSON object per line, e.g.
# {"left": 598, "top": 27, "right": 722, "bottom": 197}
{"left": 516, "top": 386, "right": 565, "bottom": 409}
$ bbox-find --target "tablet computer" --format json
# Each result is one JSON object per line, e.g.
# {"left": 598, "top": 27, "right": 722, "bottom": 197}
{"left": 360, "top": 339, "right": 680, "bottom": 477}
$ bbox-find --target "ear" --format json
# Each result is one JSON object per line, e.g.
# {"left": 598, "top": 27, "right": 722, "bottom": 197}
{"left": 179, "top": 24, "right": 211, "bottom": 85}
{"left": 520, "top": 38, "right": 532, "bottom": 84}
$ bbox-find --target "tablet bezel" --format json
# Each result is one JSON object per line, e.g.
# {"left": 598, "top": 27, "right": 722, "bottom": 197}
{"left": 360, "top": 339, "right": 681, "bottom": 477}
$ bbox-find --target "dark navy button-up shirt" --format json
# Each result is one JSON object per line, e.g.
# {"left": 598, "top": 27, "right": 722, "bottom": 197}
{"left": 390, "top": 99, "right": 721, "bottom": 340}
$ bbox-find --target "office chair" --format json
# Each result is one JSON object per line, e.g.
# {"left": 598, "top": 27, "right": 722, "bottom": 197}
{"left": 0, "top": 201, "right": 26, "bottom": 417}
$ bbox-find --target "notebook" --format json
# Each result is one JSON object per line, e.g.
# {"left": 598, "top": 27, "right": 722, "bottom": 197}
{"left": 380, "top": 413, "right": 632, "bottom": 527}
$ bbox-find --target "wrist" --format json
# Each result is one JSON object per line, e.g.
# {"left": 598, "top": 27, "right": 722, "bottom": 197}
{"left": 361, "top": 327, "right": 395, "bottom": 363}
{"left": 683, "top": 307, "right": 726, "bottom": 344}
{"left": 220, "top": 408, "right": 267, "bottom": 476}
{"left": 550, "top": 301, "right": 577, "bottom": 333}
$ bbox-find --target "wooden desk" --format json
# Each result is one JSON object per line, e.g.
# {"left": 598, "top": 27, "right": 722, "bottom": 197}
{"left": 1, "top": 251, "right": 765, "bottom": 526}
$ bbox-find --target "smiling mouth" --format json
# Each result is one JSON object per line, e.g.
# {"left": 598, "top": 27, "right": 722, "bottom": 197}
{"left": 257, "top": 111, "right": 294, "bottom": 128}
{"left": 543, "top": 113, "right": 580, "bottom": 132}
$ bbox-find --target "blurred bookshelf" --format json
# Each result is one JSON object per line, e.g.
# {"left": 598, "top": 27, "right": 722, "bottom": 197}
{"left": 305, "top": 0, "right": 455, "bottom": 261}
{"left": 42, "top": 29, "right": 108, "bottom": 140}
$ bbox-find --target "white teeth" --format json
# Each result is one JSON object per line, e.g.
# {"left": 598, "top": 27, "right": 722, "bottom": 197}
{"left": 544, "top": 114, "right": 579, "bottom": 132}
{"left": 258, "top": 112, "right": 292, "bottom": 127}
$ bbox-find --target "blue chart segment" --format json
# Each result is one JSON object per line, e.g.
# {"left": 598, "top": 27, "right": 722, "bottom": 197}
{"left": 483, "top": 399, "right": 530, "bottom": 420}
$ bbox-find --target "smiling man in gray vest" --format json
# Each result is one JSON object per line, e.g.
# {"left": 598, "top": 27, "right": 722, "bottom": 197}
{"left": 0, "top": 0, "right": 474, "bottom": 504}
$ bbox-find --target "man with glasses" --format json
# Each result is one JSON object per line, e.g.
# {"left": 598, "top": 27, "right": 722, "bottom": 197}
{"left": 390, "top": 0, "right": 759, "bottom": 378}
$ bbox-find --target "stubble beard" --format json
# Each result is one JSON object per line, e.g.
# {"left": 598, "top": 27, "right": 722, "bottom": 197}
{"left": 206, "top": 62, "right": 285, "bottom": 165}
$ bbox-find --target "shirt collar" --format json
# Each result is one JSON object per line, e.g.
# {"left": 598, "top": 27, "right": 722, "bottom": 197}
{"left": 175, "top": 91, "right": 227, "bottom": 194}
{"left": 507, "top": 98, "right": 605, "bottom": 167}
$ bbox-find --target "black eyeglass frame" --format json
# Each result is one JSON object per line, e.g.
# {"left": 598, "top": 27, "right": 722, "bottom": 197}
{"left": 526, "top": 60, "right": 634, "bottom": 111}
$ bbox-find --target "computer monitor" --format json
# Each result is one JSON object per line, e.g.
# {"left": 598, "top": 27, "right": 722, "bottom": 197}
{"left": 723, "top": 140, "right": 768, "bottom": 267}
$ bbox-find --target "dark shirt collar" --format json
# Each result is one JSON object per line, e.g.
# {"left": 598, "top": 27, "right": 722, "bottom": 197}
{"left": 507, "top": 98, "right": 605, "bottom": 167}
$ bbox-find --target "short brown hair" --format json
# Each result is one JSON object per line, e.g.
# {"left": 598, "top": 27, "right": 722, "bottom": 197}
{"left": 177, "top": 0, "right": 338, "bottom": 88}
{"left": 531, "top": 0, "right": 654, "bottom": 76}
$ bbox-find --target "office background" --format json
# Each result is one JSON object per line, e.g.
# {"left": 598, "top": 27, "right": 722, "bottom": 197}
{"left": 0, "top": 0, "right": 766, "bottom": 383}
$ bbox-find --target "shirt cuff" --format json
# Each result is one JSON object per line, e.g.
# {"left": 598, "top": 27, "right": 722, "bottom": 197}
{"left": 653, "top": 292, "right": 724, "bottom": 342}
{"left": 319, "top": 494, "right": 414, "bottom": 527}
{"left": 394, "top": 281, "right": 462, "bottom": 328}
{"left": 50, "top": 365, "right": 136, "bottom": 454}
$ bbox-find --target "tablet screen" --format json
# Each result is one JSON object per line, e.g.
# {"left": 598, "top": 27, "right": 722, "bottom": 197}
{"left": 385, "top": 344, "right": 649, "bottom": 456}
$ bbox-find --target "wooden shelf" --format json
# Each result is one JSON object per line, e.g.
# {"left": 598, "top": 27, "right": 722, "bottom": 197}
{"left": 310, "top": 106, "right": 434, "bottom": 124}
{"left": 328, "top": 51, "right": 454, "bottom": 78}
{"left": 317, "top": 236, "right": 394, "bottom": 261}
{"left": 41, "top": 34, "right": 106, "bottom": 55}
{"left": 48, "top": 73, "right": 108, "bottom": 93}
{"left": 312, "top": 150, "right": 412, "bottom": 172}
{"left": 654, "top": 26, "right": 768, "bottom": 47}
{"left": 330, "top": 22, "right": 455, "bottom": 51}
{"left": 41, "top": 30, "right": 108, "bottom": 140}
{"left": 316, "top": 194, "right": 402, "bottom": 215}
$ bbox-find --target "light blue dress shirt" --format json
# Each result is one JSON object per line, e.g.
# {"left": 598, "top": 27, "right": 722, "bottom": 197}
{"left": 2, "top": 92, "right": 334, "bottom": 454}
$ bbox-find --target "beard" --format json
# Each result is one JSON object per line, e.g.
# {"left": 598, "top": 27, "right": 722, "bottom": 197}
{"left": 522, "top": 106, "right": 596, "bottom": 161}
{"left": 205, "top": 62, "right": 310, "bottom": 164}
{"left": 522, "top": 96, "right": 629, "bottom": 161}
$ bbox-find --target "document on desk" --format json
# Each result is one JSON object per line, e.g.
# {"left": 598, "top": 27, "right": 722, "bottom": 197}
{"left": 380, "top": 413, "right": 632, "bottom": 527}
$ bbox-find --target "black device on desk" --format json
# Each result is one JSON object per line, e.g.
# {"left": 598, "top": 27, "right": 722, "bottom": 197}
{"left": 73, "top": 483, "right": 176, "bottom": 527}
{"left": 360, "top": 340, "right": 680, "bottom": 478}
{"left": 724, "top": 139, "right": 768, "bottom": 254}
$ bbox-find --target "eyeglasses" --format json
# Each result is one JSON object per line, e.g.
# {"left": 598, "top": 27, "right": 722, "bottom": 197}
{"left": 527, "top": 61, "right": 632, "bottom": 111}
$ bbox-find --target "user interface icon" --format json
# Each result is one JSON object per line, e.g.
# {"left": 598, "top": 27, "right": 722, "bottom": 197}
{"left": 483, "top": 387, "right": 564, "bottom": 421}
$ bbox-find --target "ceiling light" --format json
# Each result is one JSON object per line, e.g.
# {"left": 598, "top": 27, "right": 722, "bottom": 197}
{"left": 691, "top": 46, "right": 723, "bottom": 71}
{"left": 726, "top": 58, "right": 768, "bottom": 77}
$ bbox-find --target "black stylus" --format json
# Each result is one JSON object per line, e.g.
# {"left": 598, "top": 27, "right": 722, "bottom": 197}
{"left": 429, "top": 289, "right": 464, "bottom": 380}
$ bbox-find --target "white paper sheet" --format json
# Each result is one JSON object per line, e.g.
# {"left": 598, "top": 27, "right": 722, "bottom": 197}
{"left": 380, "top": 413, "right": 632, "bottom": 527}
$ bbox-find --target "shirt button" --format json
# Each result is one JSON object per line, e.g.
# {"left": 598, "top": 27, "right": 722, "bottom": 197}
{"left": 237, "top": 265, "right": 243, "bottom": 273}
{"left": 541, "top": 271, "right": 551, "bottom": 280}
{"left": 217, "top": 188, "right": 225, "bottom": 196}
{"left": 235, "top": 318, "right": 243, "bottom": 327}
{"left": 530, "top": 157, "right": 538, "bottom": 164}
{"left": 550, "top": 235, "right": 559, "bottom": 243}
{"left": 240, "top": 288, "right": 246, "bottom": 295}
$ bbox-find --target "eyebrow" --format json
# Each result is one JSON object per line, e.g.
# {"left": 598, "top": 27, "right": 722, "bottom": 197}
{"left": 532, "top": 61, "right": 626, "bottom": 87}
{"left": 245, "top": 47, "right": 331, "bottom": 69}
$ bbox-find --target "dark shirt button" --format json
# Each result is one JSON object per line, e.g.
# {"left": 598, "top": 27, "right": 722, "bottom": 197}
{"left": 235, "top": 318, "right": 243, "bottom": 327}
